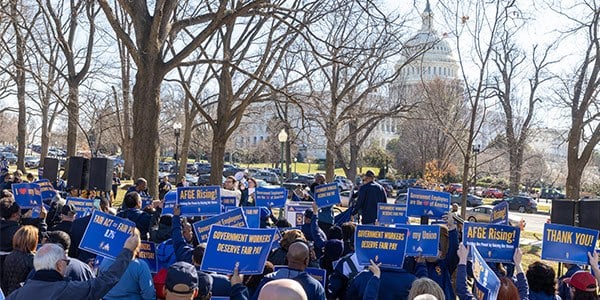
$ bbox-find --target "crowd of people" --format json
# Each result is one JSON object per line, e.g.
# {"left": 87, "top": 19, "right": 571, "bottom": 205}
{"left": 0, "top": 167, "right": 599, "bottom": 300}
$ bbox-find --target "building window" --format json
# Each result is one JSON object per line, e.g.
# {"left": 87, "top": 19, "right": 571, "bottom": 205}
{"left": 253, "top": 136, "right": 257, "bottom": 145}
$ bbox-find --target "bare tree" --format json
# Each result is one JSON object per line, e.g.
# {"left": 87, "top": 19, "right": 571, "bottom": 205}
{"left": 551, "top": 0, "right": 600, "bottom": 198}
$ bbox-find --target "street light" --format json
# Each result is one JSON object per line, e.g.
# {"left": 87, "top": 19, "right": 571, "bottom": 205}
{"left": 173, "top": 122, "right": 182, "bottom": 182}
{"left": 278, "top": 129, "right": 288, "bottom": 186}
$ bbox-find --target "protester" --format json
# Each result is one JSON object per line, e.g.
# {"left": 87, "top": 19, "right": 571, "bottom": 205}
{"left": 176, "top": 177, "right": 189, "bottom": 188}
{"left": 50, "top": 203, "right": 76, "bottom": 234}
{"left": 6, "top": 233, "right": 140, "bottom": 299}
{"left": 253, "top": 241, "right": 326, "bottom": 300}
{"left": 259, "top": 279, "right": 308, "bottom": 300}
{"left": 127, "top": 178, "right": 150, "bottom": 198}
{"left": 68, "top": 210, "right": 95, "bottom": 263}
{"left": 243, "top": 261, "right": 275, "bottom": 296}
{"left": 407, "top": 278, "right": 446, "bottom": 300}
{"left": 150, "top": 214, "right": 173, "bottom": 244}
{"left": 240, "top": 177, "right": 257, "bottom": 206}
{"left": 340, "top": 221, "right": 356, "bottom": 256}
{"left": 158, "top": 176, "right": 172, "bottom": 200}
{"left": 164, "top": 261, "right": 212, "bottom": 300}
{"left": 39, "top": 230, "right": 95, "bottom": 281}
{"left": 112, "top": 172, "right": 121, "bottom": 200}
{"left": 564, "top": 271, "right": 600, "bottom": 300}
{"left": 292, "top": 184, "right": 310, "bottom": 202}
{"left": 117, "top": 192, "right": 162, "bottom": 240}
{"left": 1, "top": 225, "right": 38, "bottom": 295}
{"left": 267, "top": 229, "right": 307, "bottom": 266}
{"left": 26, "top": 173, "right": 34, "bottom": 183}
{"left": 0, "top": 198, "right": 22, "bottom": 252}
{"left": 558, "top": 263, "right": 582, "bottom": 300}
{"left": 327, "top": 251, "right": 362, "bottom": 299}
{"left": 222, "top": 176, "right": 242, "bottom": 206}
{"left": 99, "top": 229, "right": 156, "bottom": 300}
{"left": 456, "top": 243, "right": 527, "bottom": 300}
{"left": 353, "top": 170, "right": 386, "bottom": 224}
{"left": 301, "top": 207, "right": 326, "bottom": 258}
{"left": 527, "top": 261, "right": 561, "bottom": 299}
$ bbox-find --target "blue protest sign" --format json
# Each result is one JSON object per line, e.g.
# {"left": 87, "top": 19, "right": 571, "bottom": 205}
{"left": 490, "top": 201, "right": 508, "bottom": 225}
{"left": 66, "top": 197, "right": 96, "bottom": 218}
{"left": 176, "top": 186, "right": 221, "bottom": 216}
{"left": 255, "top": 187, "right": 288, "bottom": 208}
{"left": 138, "top": 241, "right": 158, "bottom": 273}
{"left": 141, "top": 196, "right": 153, "bottom": 209}
{"left": 193, "top": 208, "right": 248, "bottom": 243}
{"left": 286, "top": 201, "right": 313, "bottom": 226}
{"left": 542, "top": 223, "right": 598, "bottom": 265}
{"left": 161, "top": 191, "right": 176, "bottom": 215}
{"left": 200, "top": 225, "right": 276, "bottom": 274}
{"left": 470, "top": 244, "right": 501, "bottom": 300}
{"left": 37, "top": 168, "right": 44, "bottom": 180}
{"left": 35, "top": 179, "right": 57, "bottom": 200}
{"left": 221, "top": 196, "right": 237, "bottom": 209}
{"left": 394, "top": 225, "right": 440, "bottom": 257}
{"left": 463, "top": 222, "right": 520, "bottom": 263}
{"left": 406, "top": 188, "right": 450, "bottom": 218}
{"left": 79, "top": 210, "right": 135, "bottom": 259}
{"left": 273, "top": 266, "right": 326, "bottom": 287}
{"left": 314, "top": 183, "right": 341, "bottom": 207}
{"left": 12, "top": 183, "right": 42, "bottom": 208}
{"left": 377, "top": 203, "right": 408, "bottom": 225}
{"left": 242, "top": 207, "right": 262, "bottom": 228}
{"left": 354, "top": 225, "right": 408, "bottom": 269}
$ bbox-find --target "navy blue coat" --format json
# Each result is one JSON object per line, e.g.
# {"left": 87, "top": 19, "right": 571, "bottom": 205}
{"left": 354, "top": 182, "right": 387, "bottom": 224}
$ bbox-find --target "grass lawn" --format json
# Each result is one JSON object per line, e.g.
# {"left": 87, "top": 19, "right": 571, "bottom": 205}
{"left": 246, "top": 162, "right": 380, "bottom": 177}
{"left": 482, "top": 198, "right": 551, "bottom": 213}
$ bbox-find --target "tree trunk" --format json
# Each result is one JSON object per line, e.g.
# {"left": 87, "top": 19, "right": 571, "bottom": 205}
{"left": 121, "top": 70, "right": 134, "bottom": 178}
{"left": 460, "top": 153, "right": 471, "bottom": 219}
{"left": 565, "top": 164, "right": 582, "bottom": 199}
{"left": 286, "top": 140, "right": 292, "bottom": 179}
{"left": 325, "top": 131, "right": 337, "bottom": 182}
{"left": 178, "top": 120, "right": 193, "bottom": 182}
{"left": 132, "top": 65, "right": 162, "bottom": 198}
{"left": 13, "top": 1, "right": 26, "bottom": 172}
{"left": 66, "top": 84, "right": 79, "bottom": 157}
{"left": 209, "top": 126, "right": 227, "bottom": 185}
{"left": 40, "top": 112, "right": 50, "bottom": 167}
{"left": 508, "top": 146, "right": 524, "bottom": 195}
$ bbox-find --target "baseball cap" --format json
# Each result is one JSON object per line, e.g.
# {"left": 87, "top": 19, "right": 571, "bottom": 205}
{"left": 61, "top": 203, "right": 76, "bottom": 216}
{"left": 564, "top": 271, "right": 597, "bottom": 292}
{"left": 196, "top": 271, "right": 213, "bottom": 297}
{"left": 166, "top": 261, "right": 199, "bottom": 295}
{"left": 365, "top": 170, "right": 376, "bottom": 178}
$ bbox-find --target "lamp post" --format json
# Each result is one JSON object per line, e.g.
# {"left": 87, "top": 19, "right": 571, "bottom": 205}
{"left": 173, "top": 122, "right": 182, "bottom": 182}
{"left": 278, "top": 129, "right": 288, "bottom": 186}
{"left": 472, "top": 144, "right": 481, "bottom": 188}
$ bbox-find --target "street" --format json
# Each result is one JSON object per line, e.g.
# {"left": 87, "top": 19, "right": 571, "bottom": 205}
{"left": 511, "top": 211, "right": 549, "bottom": 233}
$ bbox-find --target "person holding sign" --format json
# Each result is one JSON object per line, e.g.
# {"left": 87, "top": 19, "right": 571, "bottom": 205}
{"left": 456, "top": 243, "right": 528, "bottom": 300}
{"left": 50, "top": 203, "right": 76, "bottom": 234}
{"left": 353, "top": 170, "right": 387, "bottom": 225}
{"left": 117, "top": 192, "right": 162, "bottom": 241}
{"left": 252, "top": 241, "right": 325, "bottom": 300}
{"left": 310, "top": 174, "right": 334, "bottom": 236}
{"left": 5, "top": 233, "right": 140, "bottom": 300}
{"left": 0, "top": 198, "right": 47, "bottom": 252}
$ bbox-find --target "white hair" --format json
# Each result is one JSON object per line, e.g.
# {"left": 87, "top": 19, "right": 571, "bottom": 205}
{"left": 52, "top": 194, "right": 65, "bottom": 206}
{"left": 413, "top": 295, "right": 439, "bottom": 300}
{"left": 34, "top": 243, "right": 64, "bottom": 271}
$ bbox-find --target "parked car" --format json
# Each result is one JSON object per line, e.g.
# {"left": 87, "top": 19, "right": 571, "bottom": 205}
{"left": 253, "top": 170, "right": 281, "bottom": 185}
{"left": 464, "top": 205, "right": 525, "bottom": 228}
{"left": 375, "top": 180, "right": 393, "bottom": 197}
{"left": 223, "top": 165, "right": 246, "bottom": 177}
{"left": 186, "top": 163, "right": 198, "bottom": 174}
{"left": 395, "top": 193, "right": 407, "bottom": 205}
{"left": 159, "top": 162, "right": 173, "bottom": 172}
{"left": 196, "top": 174, "right": 226, "bottom": 186}
{"left": 378, "top": 179, "right": 396, "bottom": 190}
{"left": 334, "top": 176, "right": 353, "bottom": 191}
{"left": 492, "top": 197, "right": 537, "bottom": 213}
{"left": 340, "top": 190, "right": 357, "bottom": 207}
{"left": 287, "top": 174, "right": 315, "bottom": 187}
{"left": 195, "top": 163, "right": 211, "bottom": 175}
{"left": 450, "top": 194, "right": 483, "bottom": 207}
{"left": 24, "top": 156, "right": 40, "bottom": 168}
{"left": 0, "top": 152, "right": 17, "bottom": 164}
{"left": 446, "top": 183, "right": 463, "bottom": 194}
{"left": 484, "top": 188, "right": 504, "bottom": 198}
{"left": 540, "top": 188, "right": 565, "bottom": 200}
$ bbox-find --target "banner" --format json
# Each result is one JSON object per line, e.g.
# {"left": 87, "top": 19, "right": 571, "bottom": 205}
{"left": 542, "top": 223, "right": 598, "bottom": 265}
{"left": 161, "top": 191, "right": 176, "bottom": 215}
{"left": 406, "top": 188, "right": 450, "bottom": 218}
{"left": 12, "top": 183, "right": 42, "bottom": 208}
{"left": 79, "top": 210, "right": 135, "bottom": 259}
{"left": 221, "top": 196, "right": 237, "bottom": 209}
{"left": 274, "top": 266, "right": 326, "bottom": 287}
{"left": 200, "top": 225, "right": 276, "bottom": 274}
{"left": 141, "top": 196, "right": 153, "bottom": 209}
{"left": 377, "top": 203, "right": 408, "bottom": 225}
{"left": 66, "top": 197, "right": 96, "bottom": 218}
{"left": 286, "top": 201, "right": 314, "bottom": 226}
{"left": 394, "top": 225, "right": 440, "bottom": 257}
{"left": 490, "top": 201, "right": 509, "bottom": 225}
{"left": 314, "top": 183, "right": 341, "bottom": 207}
{"left": 176, "top": 186, "right": 221, "bottom": 216}
{"left": 255, "top": 187, "right": 288, "bottom": 208}
{"left": 354, "top": 225, "right": 408, "bottom": 269}
{"left": 138, "top": 241, "right": 158, "bottom": 273}
{"left": 35, "top": 179, "right": 57, "bottom": 200}
{"left": 242, "top": 207, "right": 262, "bottom": 228}
{"left": 463, "top": 222, "right": 520, "bottom": 263}
{"left": 471, "top": 245, "right": 501, "bottom": 300}
{"left": 193, "top": 208, "right": 248, "bottom": 243}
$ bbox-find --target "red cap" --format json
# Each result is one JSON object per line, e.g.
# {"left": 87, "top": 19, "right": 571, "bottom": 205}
{"left": 564, "top": 271, "right": 597, "bottom": 292}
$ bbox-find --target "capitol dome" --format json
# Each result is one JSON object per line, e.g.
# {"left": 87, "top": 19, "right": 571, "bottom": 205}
{"left": 396, "top": 0, "right": 459, "bottom": 82}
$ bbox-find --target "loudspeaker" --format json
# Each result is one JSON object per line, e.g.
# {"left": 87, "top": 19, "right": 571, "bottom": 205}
{"left": 88, "top": 158, "right": 114, "bottom": 192}
{"left": 43, "top": 157, "right": 59, "bottom": 182}
{"left": 578, "top": 199, "right": 600, "bottom": 231}
{"left": 67, "top": 156, "right": 89, "bottom": 190}
{"left": 551, "top": 199, "right": 577, "bottom": 226}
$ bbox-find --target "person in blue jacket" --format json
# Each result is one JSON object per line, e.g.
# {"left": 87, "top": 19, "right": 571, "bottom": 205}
{"left": 558, "top": 263, "right": 582, "bottom": 300}
{"left": 301, "top": 207, "right": 327, "bottom": 259}
{"left": 117, "top": 192, "right": 161, "bottom": 240}
{"left": 456, "top": 243, "right": 528, "bottom": 300}
{"left": 352, "top": 170, "right": 386, "bottom": 225}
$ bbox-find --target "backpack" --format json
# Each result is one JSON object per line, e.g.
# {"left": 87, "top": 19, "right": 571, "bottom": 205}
{"left": 156, "top": 238, "right": 176, "bottom": 270}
